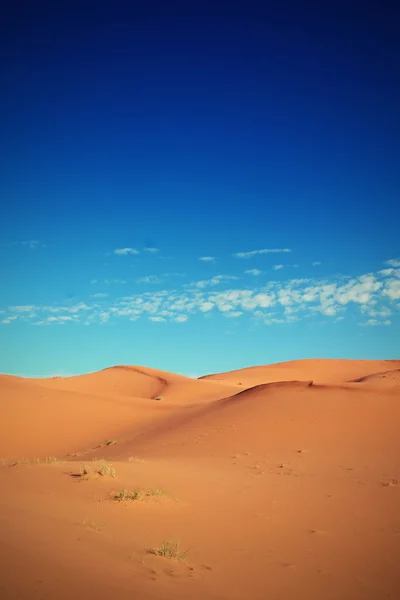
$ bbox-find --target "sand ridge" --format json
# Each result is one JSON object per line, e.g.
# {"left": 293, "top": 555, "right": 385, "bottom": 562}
{"left": 0, "top": 358, "right": 399, "bottom": 599}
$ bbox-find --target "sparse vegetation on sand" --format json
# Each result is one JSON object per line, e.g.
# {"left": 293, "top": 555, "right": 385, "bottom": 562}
{"left": 79, "top": 460, "right": 116, "bottom": 478}
{"left": 148, "top": 540, "right": 188, "bottom": 562}
{"left": 114, "top": 488, "right": 166, "bottom": 502}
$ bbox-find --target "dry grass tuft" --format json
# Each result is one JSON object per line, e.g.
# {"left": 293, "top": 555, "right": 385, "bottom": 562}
{"left": 114, "top": 488, "right": 166, "bottom": 502}
{"left": 148, "top": 540, "right": 188, "bottom": 562}
{"left": 79, "top": 460, "right": 116, "bottom": 478}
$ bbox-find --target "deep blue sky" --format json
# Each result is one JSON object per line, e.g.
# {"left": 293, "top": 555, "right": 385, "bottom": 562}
{"left": 1, "top": 0, "right": 399, "bottom": 376}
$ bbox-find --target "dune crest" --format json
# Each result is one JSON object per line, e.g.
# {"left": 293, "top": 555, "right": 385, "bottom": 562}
{"left": 1, "top": 358, "right": 399, "bottom": 600}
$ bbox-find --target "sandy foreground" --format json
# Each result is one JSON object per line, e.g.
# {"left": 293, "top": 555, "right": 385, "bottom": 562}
{"left": 0, "top": 358, "right": 399, "bottom": 600}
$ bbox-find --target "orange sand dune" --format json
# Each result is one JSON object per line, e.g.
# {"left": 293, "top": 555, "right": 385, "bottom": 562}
{"left": 0, "top": 358, "right": 399, "bottom": 600}
{"left": 349, "top": 367, "right": 400, "bottom": 389}
{"left": 0, "top": 368, "right": 239, "bottom": 459}
{"left": 40, "top": 364, "right": 240, "bottom": 404}
{"left": 200, "top": 357, "right": 400, "bottom": 385}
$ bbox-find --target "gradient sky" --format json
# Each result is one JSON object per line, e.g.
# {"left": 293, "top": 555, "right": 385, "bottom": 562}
{"left": 1, "top": 1, "right": 399, "bottom": 377}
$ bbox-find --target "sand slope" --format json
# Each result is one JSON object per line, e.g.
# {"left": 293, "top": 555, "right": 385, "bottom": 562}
{"left": 0, "top": 359, "right": 399, "bottom": 599}
{"left": 200, "top": 358, "right": 400, "bottom": 385}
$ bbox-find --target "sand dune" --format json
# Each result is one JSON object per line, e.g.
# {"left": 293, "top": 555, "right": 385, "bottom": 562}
{"left": 349, "top": 367, "right": 400, "bottom": 389}
{"left": 200, "top": 358, "right": 400, "bottom": 385}
{"left": 1, "top": 359, "right": 399, "bottom": 599}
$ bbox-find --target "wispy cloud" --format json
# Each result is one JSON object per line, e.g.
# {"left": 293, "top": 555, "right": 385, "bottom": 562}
{"left": 114, "top": 248, "right": 140, "bottom": 255}
{"left": 1, "top": 316, "right": 18, "bottom": 325}
{"left": 360, "top": 319, "right": 392, "bottom": 327}
{"left": 382, "top": 278, "right": 400, "bottom": 300}
{"left": 34, "top": 315, "right": 77, "bottom": 326}
{"left": 312, "top": 261, "right": 322, "bottom": 266}
{"left": 273, "top": 264, "right": 284, "bottom": 271}
{"left": 144, "top": 247, "right": 159, "bottom": 253}
{"left": 187, "top": 275, "right": 239, "bottom": 289}
{"left": 23, "top": 240, "right": 47, "bottom": 248}
{"left": 175, "top": 315, "right": 188, "bottom": 322}
{"left": 386, "top": 258, "right": 400, "bottom": 268}
{"left": 233, "top": 248, "right": 291, "bottom": 258}
{"left": 90, "top": 293, "right": 109, "bottom": 298}
{"left": 199, "top": 256, "right": 216, "bottom": 262}
{"left": 245, "top": 269, "right": 262, "bottom": 276}
{"left": 6, "top": 240, "right": 47, "bottom": 249}
{"left": 2, "top": 262, "right": 399, "bottom": 328}
{"left": 9, "top": 305, "right": 36, "bottom": 312}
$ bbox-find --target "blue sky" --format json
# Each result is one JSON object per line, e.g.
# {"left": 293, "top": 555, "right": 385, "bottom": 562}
{"left": 1, "top": 1, "right": 399, "bottom": 377}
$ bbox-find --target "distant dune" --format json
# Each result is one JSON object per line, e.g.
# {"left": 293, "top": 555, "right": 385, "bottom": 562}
{"left": 1, "top": 359, "right": 399, "bottom": 600}
{"left": 199, "top": 358, "right": 400, "bottom": 385}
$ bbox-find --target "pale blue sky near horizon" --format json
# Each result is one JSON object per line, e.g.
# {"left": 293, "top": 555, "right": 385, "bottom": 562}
{"left": 1, "top": 1, "right": 399, "bottom": 377}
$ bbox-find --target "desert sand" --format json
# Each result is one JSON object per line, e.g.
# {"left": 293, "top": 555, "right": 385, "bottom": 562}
{"left": 0, "top": 358, "right": 399, "bottom": 600}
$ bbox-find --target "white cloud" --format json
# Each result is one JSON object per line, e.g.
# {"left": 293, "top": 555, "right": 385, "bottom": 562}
{"left": 273, "top": 264, "right": 284, "bottom": 271}
{"left": 312, "top": 261, "right": 322, "bottom": 266}
{"left": 245, "top": 269, "right": 262, "bottom": 276}
{"left": 68, "top": 302, "right": 90, "bottom": 313}
{"left": 362, "top": 306, "right": 391, "bottom": 318}
{"left": 385, "top": 258, "right": 400, "bottom": 267}
{"left": 233, "top": 248, "right": 291, "bottom": 258}
{"left": 382, "top": 279, "right": 400, "bottom": 301}
{"left": 3, "top": 265, "right": 399, "bottom": 328}
{"left": 379, "top": 269, "right": 394, "bottom": 276}
{"left": 34, "top": 316, "right": 71, "bottom": 326}
{"left": 144, "top": 247, "right": 159, "bottom": 253}
{"left": 191, "top": 275, "right": 239, "bottom": 289}
{"left": 1, "top": 316, "right": 18, "bottom": 324}
{"left": 199, "top": 256, "right": 216, "bottom": 262}
{"left": 199, "top": 301, "right": 214, "bottom": 312}
{"left": 360, "top": 319, "right": 392, "bottom": 327}
{"left": 114, "top": 248, "right": 140, "bottom": 255}
{"left": 90, "top": 279, "right": 98, "bottom": 284}
{"left": 321, "top": 306, "right": 337, "bottom": 316}
{"left": 90, "top": 293, "right": 109, "bottom": 298}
